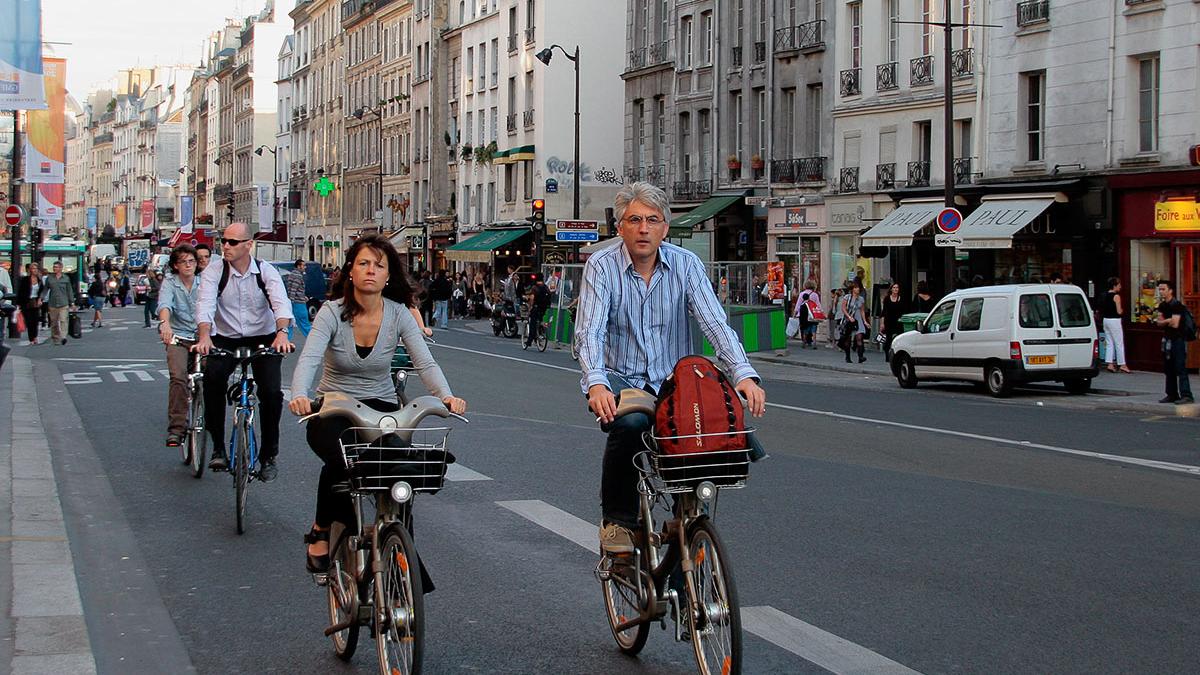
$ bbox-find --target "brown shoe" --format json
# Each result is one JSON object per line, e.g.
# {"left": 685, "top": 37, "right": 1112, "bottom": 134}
{"left": 599, "top": 523, "right": 635, "bottom": 555}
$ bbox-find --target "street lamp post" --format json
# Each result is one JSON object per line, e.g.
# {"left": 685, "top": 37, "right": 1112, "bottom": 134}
{"left": 535, "top": 45, "right": 581, "bottom": 220}
{"left": 353, "top": 105, "right": 386, "bottom": 233}
{"left": 255, "top": 145, "right": 279, "bottom": 239}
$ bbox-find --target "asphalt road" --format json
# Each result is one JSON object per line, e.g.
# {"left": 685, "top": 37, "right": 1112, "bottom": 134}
{"left": 20, "top": 305, "right": 1200, "bottom": 674}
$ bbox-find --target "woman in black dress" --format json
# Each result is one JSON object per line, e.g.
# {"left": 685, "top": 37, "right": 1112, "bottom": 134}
{"left": 881, "top": 282, "right": 907, "bottom": 359}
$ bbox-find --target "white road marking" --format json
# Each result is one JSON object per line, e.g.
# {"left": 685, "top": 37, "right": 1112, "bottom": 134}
{"left": 54, "top": 358, "right": 166, "bottom": 362}
{"left": 741, "top": 605, "right": 924, "bottom": 675}
{"left": 445, "top": 463, "right": 492, "bottom": 481}
{"left": 430, "top": 343, "right": 579, "bottom": 373}
{"left": 109, "top": 326, "right": 129, "bottom": 331}
{"left": 765, "top": 401, "right": 1200, "bottom": 476}
{"left": 501, "top": 499, "right": 924, "bottom": 674}
{"left": 469, "top": 411, "right": 596, "bottom": 432}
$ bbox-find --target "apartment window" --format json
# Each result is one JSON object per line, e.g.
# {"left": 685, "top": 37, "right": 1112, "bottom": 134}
{"left": 465, "top": 111, "right": 473, "bottom": 145}
{"left": 757, "top": 0, "right": 766, "bottom": 42}
{"left": 508, "top": 77, "right": 517, "bottom": 113}
{"left": 659, "top": 0, "right": 669, "bottom": 45}
{"left": 755, "top": 89, "right": 766, "bottom": 157}
{"left": 915, "top": 120, "right": 932, "bottom": 162}
{"left": 813, "top": 0, "right": 823, "bottom": 21}
{"left": 734, "top": 92, "right": 744, "bottom": 157}
{"left": 698, "top": 109, "right": 711, "bottom": 177}
{"left": 1137, "top": 55, "right": 1159, "bottom": 153}
{"left": 879, "top": 128, "right": 896, "bottom": 164}
{"left": 781, "top": 88, "right": 796, "bottom": 158}
{"left": 735, "top": 0, "right": 744, "bottom": 47}
{"left": 655, "top": 97, "right": 666, "bottom": 165}
{"left": 525, "top": 72, "right": 534, "bottom": 113}
{"left": 680, "top": 17, "right": 694, "bottom": 69}
{"left": 505, "top": 164, "right": 515, "bottom": 202}
{"left": 849, "top": 2, "right": 861, "bottom": 68}
{"left": 701, "top": 12, "right": 714, "bottom": 65}
{"left": 478, "top": 112, "right": 485, "bottom": 145}
{"left": 805, "top": 84, "right": 821, "bottom": 155}
{"left": 887, "top": 0, "right": 899, "bottom": 62}
{"left": 523, "top": 160, "right": 533, "bottom": 199}
{"left": 1024, "top": 71, "right": 1044, "bottom": 161}
{"left": 679, "top": 112, "right": 691, "bottom": 179}
{"left": 487, "top": 182, "right": 496, "bottom": 223}
{"left": 508, "top": 7, "right": 518, "bottom": 49}
{"left": 634, "top": 100, "right": 646, "bottom": 168}
{"left": 922, "top": 0, "right": 934, "bottom": 56}
{"left": 843, "top": 133, "right": 861, "bottom": 169}
{"left": 490, "top": 39, "right": 499, "bottom": 87}
{"left": 960, "top": 0, "right": 972, "bottom": 49}
{"left": 490, "top": 107, "right": 498, "bottom": 141}
{"left": 466, "top": 47, "right": 474, "bottom": 89}
{"left": 478, "top": 43, "right": 487, "bottom": 91}
{"left": 957, "top": 118, "right": 973, "bottom": 158}
{"left": 638, "top": 0, "right": 649, "bottom": 49}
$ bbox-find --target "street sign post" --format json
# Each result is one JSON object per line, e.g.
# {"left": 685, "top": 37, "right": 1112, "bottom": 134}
{"left": 555, "top": 230, "right": 599, "bottom": 242}
{"left": 934, "top": 207, "right": 963, "bottom": 247}
{"left": 556, "top": 219, "right": 598, "bottom": 230}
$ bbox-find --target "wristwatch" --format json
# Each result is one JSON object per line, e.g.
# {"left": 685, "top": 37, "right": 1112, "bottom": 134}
{"left": 276, "top": 327, "right": 288, "bottom": 334}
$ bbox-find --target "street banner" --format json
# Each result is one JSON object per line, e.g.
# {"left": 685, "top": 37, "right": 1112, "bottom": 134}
{"left": 21, "top": 57, "right": 64, "bottom": 182}
{"left": 140, "top": 199, "right": 154, "bottom": 234}
{"left": 0, "top": 0, "right": 47, "bottom": 110}
{"left": 86, "top": 207, "right": 97, "bottom": 232}
{"left": 256, "top": 184, "right": 271, "bottom": 233}
{"left": 179, "top": 195, "right": 194, "bottom": 233}
{"left": 34, "top": 182, "right": 61, "bottom": 220}
{"left": 114, "top": 203, "right": 126, "bottom": 236}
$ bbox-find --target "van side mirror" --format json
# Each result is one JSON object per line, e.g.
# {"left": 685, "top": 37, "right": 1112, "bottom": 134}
{"left": 916, "top": 319, "right": 926, "bottom": 333}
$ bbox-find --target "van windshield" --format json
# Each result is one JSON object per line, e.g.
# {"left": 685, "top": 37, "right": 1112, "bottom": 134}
{"left": 1055, "top": 293, "right": 1092, "bottom": 327}
{"left": 1019, "top": 294, "right": 1054, "bottom": 328}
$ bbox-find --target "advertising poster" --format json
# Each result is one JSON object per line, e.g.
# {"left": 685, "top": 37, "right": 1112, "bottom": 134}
{"left": 34, "top": 182, "right": 61, "bottom": 219}
{"left": 0, "top": 0, "right": 47, "bottom": 110}
{"left": 86, "top": 207, "right": 97, "bottom": 232}
{"left": 21, "top": 57, "right": 64, "bottom": 182}
{"left": 766, "top": 261, "right": 785, "bottom": 302}
{"left": 114, "top": 203, "right": 127, "bottom": 236}
{"left": 179, "top": 195, "right": 194, "bottom": 233}
{"left": 140, "top": 199, "right": 155, "bottom": 234}
{"left": 256, "top": 185, "right": 271, "bottom": 233}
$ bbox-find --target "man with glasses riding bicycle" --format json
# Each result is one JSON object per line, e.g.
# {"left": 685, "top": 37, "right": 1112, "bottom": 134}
{"left": 194, "top": 222, "right": 295, "bottom": 480}
{"left": 575, "top": 182, "right": 767, "bottom": 556}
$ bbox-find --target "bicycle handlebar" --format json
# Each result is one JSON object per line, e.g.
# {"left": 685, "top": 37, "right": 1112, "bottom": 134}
{"left": 207, "top": 345, "right": 285, "bottom": 362}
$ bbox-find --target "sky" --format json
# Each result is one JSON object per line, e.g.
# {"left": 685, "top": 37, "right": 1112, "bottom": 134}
{"left": 41, "top": 0, "right": 255, "bottom": 101}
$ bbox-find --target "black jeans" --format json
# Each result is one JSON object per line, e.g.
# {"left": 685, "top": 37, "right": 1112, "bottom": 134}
{"left": 600, "top": 374, "right": 655, "bottom": 530}
{"left": 525, "top": 306, "right": 547, "bottom": 346}
{"left": 306, "top": 399, "right": 399, "bottom": 528}
{"left": 1163, "top": 337, "right": 1193, "bottom": 400}
{"left": 204, "top": 334, "right": 284, "bottom": 460}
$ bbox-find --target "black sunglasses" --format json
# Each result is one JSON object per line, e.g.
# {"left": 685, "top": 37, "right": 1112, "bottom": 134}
{"left": 221, "top": 237, "right": 250, "bottom": 246}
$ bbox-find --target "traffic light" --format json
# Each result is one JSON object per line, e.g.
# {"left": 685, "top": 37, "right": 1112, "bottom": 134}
{"left": 226, "top": 203, "right": 235, "bottom": 223}
{"left": 528, "top": 198, "right": 545, "bottom": 231}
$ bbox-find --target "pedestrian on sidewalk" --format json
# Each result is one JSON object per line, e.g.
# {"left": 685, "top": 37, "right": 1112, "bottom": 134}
{"left": 793, "top": 280, "right": 821, "bottom": 349}
{"left": 418, "top": 270, "right": 433, "bottom": 326}
{"left": 15, "top": 263, "right": 43, "bottom": 345}
{"left": 826, "top": 287, "right": 844, "bottom": 349}
{"left": 839, "top": 281, "right": 869, "bottom": 364}
{"left": 1154, "top": 279, "right": 1194, "bottom": 404}
{"left": 157, "top": 245, "right": 201, "bottom": 448}
{"left": 285, "top": 259, "right": 312, "bottom": 339}
{"left": 87, "top": 274, "right": 106, "bottom": 327}
{"left": 143, "top": 269, "right": 162, "bottom": 327}
{"left": 42, "top": 262, "right": 76, "bottom": 345}
{"left": 1101, "top": 277, "right": 1130, "bottom": 374}
{"left": 471, "top": 271, "right": 488, "bottom": 319}
{"left": 881, "top": 282, "right": 907, "bottom": 360}
{"left": 430, "top": 270, "right": 452, "bottom": 328}
{"left": 912, "top": 280, "right": 935, "bottom": 313}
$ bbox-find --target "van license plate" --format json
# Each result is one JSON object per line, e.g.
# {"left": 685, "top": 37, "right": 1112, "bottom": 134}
{"left": 1027, "top": 355, "right": 1056, "bottom": 365}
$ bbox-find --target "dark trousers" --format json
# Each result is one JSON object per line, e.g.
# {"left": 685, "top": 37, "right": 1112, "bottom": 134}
{"left": 19, "top": 307, "right": 39, "bottom": 342}
{"left": 204, "top": 334, "right": 283, "bottom": 459}
{"left": 600, "top": 374, "right": 655, "bottom": 530}
{"left": 1163, "top": 338, "right": 1193, "bottom": 400}
{"left": 144, "top": 298, "right": 157, "bottom": 326}
{"left": 524, "top": 306, "right": 547, "bottom": 346}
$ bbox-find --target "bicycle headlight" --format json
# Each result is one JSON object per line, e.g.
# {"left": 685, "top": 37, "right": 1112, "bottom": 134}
{"left": 379, "top": 415, "right": 398, "bottom": 433}
{"left": 390, "top": 481, "right": 413, "bottom": 503}
{"left": 695, "top": 481, "right": 717, "bottom": 502}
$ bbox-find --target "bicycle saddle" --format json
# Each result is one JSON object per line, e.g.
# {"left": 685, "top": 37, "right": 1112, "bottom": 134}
{"left": 307, "top": 392, "right": 463, "bottom": 444}
{"left": 614, "top": 388, "right": 657, "bottom": 418}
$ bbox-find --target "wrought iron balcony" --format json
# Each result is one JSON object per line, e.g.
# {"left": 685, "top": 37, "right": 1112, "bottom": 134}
{"left": 910, "top": 56, "right": 934, "bottom": 86}
{"left": 1017, "top": 0, "right": 1050, "bottom": 26}
{"left": 840, "top": 68, "right": 861, "bottom": 97}
{"left": 523, "top": 109, "right": 535, "bottom": 129}
{"left": 877, "top": 62, "right": 899, "bottom": 91}
{"left": 774, "top": 22, "right": 826, "bottom": 53}
{"left": 876, "top": 163, "right": 896, "bottom": 190}
{"left": 753, "top": 41, "right": 766, "bottom": 64}
{"left": 524, "top": 27, "right": 535, "bottom": 44}
{"left": 773, "top": 26, "right": 796, "bottom": 52}
{"left": 731, "top": 46, "right": 742, "bottom": 68}
{"left": 214, "top": 184, "right": 234, "bottom": 202}
{"left": 628, "top": 48, "right": 647, "bottom": 71}
{"left": 906, "top": 161, "right": 931, "bottom": 187}
{"left": 506, "top": 113, "right": 517, "bottom": 133}
{"left": 649, "top": 41, "right": 670, "bottom": 65}
{"left": 625, "top": 164, "right": 666, "bottom": 189}
{"left": 672, "top": 180, "right": 712, "bottom": 202}
{"left": 839, "top": 167, "right": 859, "bottom": 193}
{"left": 952, "top": 48, "right": 974, "bottom": 78}
{"left": 953, "top": 157, "right": 973, "bottom": 185}
{"left": 771, "top": 156, "right": 826, "bottom": 183}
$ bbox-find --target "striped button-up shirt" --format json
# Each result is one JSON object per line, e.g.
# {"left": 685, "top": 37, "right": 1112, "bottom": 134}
{"left": 575, "top": 241, "right": 759, "bottom": 395}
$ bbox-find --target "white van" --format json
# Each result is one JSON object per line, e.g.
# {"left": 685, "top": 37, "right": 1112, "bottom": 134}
{"left": 888, "top": 284, "right": 1099, "bottom": 397}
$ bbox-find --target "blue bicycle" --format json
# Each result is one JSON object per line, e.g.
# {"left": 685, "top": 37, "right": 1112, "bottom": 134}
{"left": 209, "top": 346, "right": 282, "bottom": 534}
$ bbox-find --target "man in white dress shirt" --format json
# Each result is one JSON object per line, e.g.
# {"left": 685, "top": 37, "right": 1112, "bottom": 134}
{"left": 194, "top": 222, "right": 294, "bottom": 480}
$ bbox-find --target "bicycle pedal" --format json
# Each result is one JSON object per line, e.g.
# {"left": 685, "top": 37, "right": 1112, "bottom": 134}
{"left": 312, "top": 572, "right": 329, "bottom": 587}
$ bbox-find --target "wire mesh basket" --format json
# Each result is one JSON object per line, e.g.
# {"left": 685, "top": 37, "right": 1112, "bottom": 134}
{"left": 640, "top": 429, "right": 753, "bottom": 493}
{"left": 338, "top": 426, "right": 453, "bottom": 495}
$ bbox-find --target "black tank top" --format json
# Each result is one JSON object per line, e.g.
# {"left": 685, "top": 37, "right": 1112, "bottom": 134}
{"left": 1101, "top": 291, "right": 1120, "bottom": 319}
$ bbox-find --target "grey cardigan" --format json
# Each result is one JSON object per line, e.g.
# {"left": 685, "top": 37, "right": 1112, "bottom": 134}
{"left": 291, "top": 298, "right": 452, "bottom": 402}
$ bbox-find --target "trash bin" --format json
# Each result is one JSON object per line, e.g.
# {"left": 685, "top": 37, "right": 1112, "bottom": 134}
{"left": 899, "top": 312, "right": 927, "bottom": 334}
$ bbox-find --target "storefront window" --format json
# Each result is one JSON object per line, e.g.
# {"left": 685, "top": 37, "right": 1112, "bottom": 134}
{"left": 1130, "top": 240, "right": 1169, "bottom": 323}
{"left": 994, "top": 241, "right": 1071, "bottom": 284}
{"left": 830, "top": 235, "right": 857, "bottom": 290}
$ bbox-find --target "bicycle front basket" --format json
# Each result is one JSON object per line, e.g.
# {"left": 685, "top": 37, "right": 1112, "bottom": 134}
{"left": 339, "top": 426, "right": 452, "bottom": 495}
{"left": 645, "top": 429, "right": 753, "bottom": 493}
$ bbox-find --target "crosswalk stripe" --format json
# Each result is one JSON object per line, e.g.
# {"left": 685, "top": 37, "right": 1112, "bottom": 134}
{"left": 445, "top": 463, "right": 491, "bottom": 481}
{"left": 496, "top": 499, "right": 597, "bottom": 552}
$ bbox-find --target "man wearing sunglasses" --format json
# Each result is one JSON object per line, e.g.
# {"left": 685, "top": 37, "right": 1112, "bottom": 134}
{"left": 194, "top": 222, "right": 295, "bottom": 480}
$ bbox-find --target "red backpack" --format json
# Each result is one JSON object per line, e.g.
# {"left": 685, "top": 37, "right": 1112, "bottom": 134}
{"left": 654, "top": 356, "right": 747, "bottom": 455}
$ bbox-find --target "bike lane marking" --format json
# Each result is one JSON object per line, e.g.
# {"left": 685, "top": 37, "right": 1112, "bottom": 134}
{"left": 496, "top": 498, "right": 926, "bottom": 674}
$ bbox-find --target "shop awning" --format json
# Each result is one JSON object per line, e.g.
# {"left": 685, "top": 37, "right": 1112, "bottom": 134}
{"left": 493, "top": 145, "right": 536, "bottom": 165}
{"left": 956, "top": 194, "right": 1061, "bottom": 249}
{"left": 859, "top": 201, "right": 944, "bottom": 247}
{"left": 444, "top": 228, "right": 529, "bottom": 263}
{"left": 669, "top": 194, "right": 743, "bottom": 237}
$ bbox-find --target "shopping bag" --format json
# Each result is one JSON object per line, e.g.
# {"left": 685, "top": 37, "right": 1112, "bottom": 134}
{"left": 14, "top": 310, "right": 26, "bottom": 336}
{"left": 785, "top": 316, "right": 801, "bottom": 338}
{"left": 68, "top": 311, "right": 82, "bottom": 339}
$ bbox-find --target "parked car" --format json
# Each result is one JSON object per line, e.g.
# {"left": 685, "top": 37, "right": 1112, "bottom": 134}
{"left": 888, "top": 284, "right": 1099, "bottom": 397}
{"left": 133, "top": 274, "right": 150, "bottom": 304}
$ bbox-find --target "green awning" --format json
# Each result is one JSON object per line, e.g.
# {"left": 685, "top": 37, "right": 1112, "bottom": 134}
{"left": 494, "top": 145, "right": 536, "bottom": 165}
{"left": 444, "top": 228, "right": 530, "bottom": 262}
{"left": 669, "top": 195, "right": 743, "bottom": 237}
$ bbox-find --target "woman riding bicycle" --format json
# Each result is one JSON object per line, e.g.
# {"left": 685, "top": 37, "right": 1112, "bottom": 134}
{"left": 157, "top": 244, "right": 202, "bottom": 448}
{"left": 288, "top": 234, "right": 467, "bottom": 574}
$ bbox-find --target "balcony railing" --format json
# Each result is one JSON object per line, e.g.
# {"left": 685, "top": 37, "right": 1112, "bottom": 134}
{"left": 625, "top": 164, "right": 666, "bottom": 189}
{"left": 796, "top": 20, "right": 826, "bottom": 51}
{"left": 1017, "top": 0, "right": 1050, "bottom": 26}
{"left": 773, "top": 26, "right": 796, "bottom": 52}
{"left": 672, "top": 180, "right": 712, "bottom": 202}
{"left": 524, "top": 26, "right": 535, "bottom": 43}
{"left": 877, "top": 62, "right": 899, "bottom": 91}
{"left": 771, "top": 156, "right": 826, "bottom": 183}
{"left": 214, "top": 184, "right": 234, "bottom": 202}
{"left": 952, "top": 48, "right": 974, "bottom": 78}
{"left": 649, "top": 41, "right": 670, "bottom": 65}
{"left": 839, "top": 167, "right": 860, "bottom": 193}
{"left": 628, "top": 48, "right": 647, "bottom": 70}
{"left": 910, "top": 55, "right": 934, "bottom": 86}
{"left": 506, "top": 113, "right": 517, "bottom": 133}
{"left": 731, "top": 46, "right": 743, "bottom": 67}
{"left": 906, "top": 161, "right": 931, "bottom": 187}
{"left": 413, "top": 72, "right": 430, "bottom": 85}
{"left": 876, "top": 163, "right": 896, "bottom": 190}
{"left": 523, "top": 109, "right": 535, "bottom": 129}
{"left": 753, "top": 41, "right": 766, "bottom": 64}
{"left": 953, "top": 157, "right": 974, "bottom": 185}
{"left": 508, "top": 34, "right": 517, "bottom": 52}
{"left": 840, "top": 68, "right": 861, "bottom": 97}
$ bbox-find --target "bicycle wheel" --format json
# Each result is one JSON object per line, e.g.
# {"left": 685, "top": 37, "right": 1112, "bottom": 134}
{"left": 521, "top": 321, "right": 530, "bottom": 350}
{"left": 234, "top": 418, "right": 250, "bottom": 535}
{"left": 188, "top": 390, "right": 207, "bottom": 478}
{"left": 375, "top": 524, "right": 424, "bottom": 675}
{"left": 687, "top": 519, "right": 742, "bottom": 675}
{"left": 327, "top": 523, "right": 361, "bottom": 661}
{"left": 536, "top": 325, "right": 548, "bottom": 352}
{"left": 600, "top": 530, "right": 651, "bottom": 655}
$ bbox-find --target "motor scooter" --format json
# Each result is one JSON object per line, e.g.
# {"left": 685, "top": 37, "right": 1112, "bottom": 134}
{"left": 490, "top": 299, "right": 519, "bottom": 338}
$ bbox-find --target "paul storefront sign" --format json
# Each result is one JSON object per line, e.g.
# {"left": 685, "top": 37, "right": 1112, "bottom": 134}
{"left": 1154, "top": 198, "right": 1200, "bottom": 232}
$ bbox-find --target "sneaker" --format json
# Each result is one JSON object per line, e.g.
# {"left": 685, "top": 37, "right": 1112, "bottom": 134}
{"left": 208, "top": 451, "right": 229, "bottom": 471}
{"left": 1176, "top": 396, "right": 1195, "bottom": 405}
{"left": 258, "top": 458, "right": 278, "bottom": 482}
{"left": 61, "top": 338, "right": 68, "bottom": 345}
{"left": 1159, "top": 396, "right": 1180, "bottom": 404}
{"left": 165, "top": 434, "right": 182, "bottom": 447}
{"left": 599, "top": 523, "right": 635, "bottom": 555}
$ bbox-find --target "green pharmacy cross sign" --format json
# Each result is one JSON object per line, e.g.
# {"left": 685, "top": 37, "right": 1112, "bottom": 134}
{"left": 313, "top": 175, "right": 336, "bottom": 197}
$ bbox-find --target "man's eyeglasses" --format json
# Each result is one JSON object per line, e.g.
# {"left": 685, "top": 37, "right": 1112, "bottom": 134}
{"left": 221, "top": 237, "right": 250, "bottom": 246}
{"left": 623, "top": 215, "right": 664, "bottom": 226}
